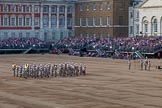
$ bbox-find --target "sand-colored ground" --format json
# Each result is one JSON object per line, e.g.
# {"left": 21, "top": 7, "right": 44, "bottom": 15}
{"left": 0, "top": 54, "right": 162, "bottom": 108}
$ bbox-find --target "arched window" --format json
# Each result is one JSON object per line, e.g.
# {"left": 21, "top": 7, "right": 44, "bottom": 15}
{"left": 18, "top": 15, "right": 23, "bottom": 26}
{"left": 25, "top": 16, "right": 31, "bottom": 26}
{"left": 144, "top": 20, "right": 148, "bottom": 33}
{"left": 10, "top": 15, "right": 16, "bottom": 26}
{"left": 3, "top": 15, "right": 8, "bottom": 26}
{"left": 153, "top": 19, "right": 158, "bottom": 32}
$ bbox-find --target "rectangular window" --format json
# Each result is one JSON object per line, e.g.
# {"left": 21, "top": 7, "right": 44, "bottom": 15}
{"left": 80, "top": 33, "right": 83, "bottom": 37}
{"left": 79, "top": 17, "right": 82, "bottom": 26}
{"left": 100, "top": 16, "right": 103, "bottom": 26}
{"left": 59, "top": 6, "right": 64, "bottom": 13}
{"left": 11, "top": 5, "right": 15, "bottom": 12}
{"left": 107, "top": 2, "right": 110, "bottom": 10}
{"left": 18, "top": 5, "right": 23, "bottom": 12}
{"left": 93, "top": 3, "right": 96, "bottom": 10}
{"left": 11, "top": 32, "right": 15, "bottom": 37}
{"left": 67, "top": 18, "right": 72, "bottom": 27}
{"left": 86, "top": 5, "right": 89, "bottom": 11}
{"left": 34, "top": 6, "right": 39, "bottom": 12}
{"left": 130, "top": 26, "right": 133, "bottom": 34}
{"left": 43, "top": 6, "right": 48, "bottom": 12}
{"left": 26, "top": 18, "right": 30, "bottom": 26}
{"left": 19, "top": 32, "right": 23, "bottom": 38}
{"left": 136, "top": 24, "right": 139, "bottom": 34}
{"left": 107, "top": 16, "right": 110, "bottom": 25}
{"left": 4, "top": 32, "right": 8, "bottom": 38}
{"left": 35, "top": 32, "right": 40, "bottom": 38}
{"left": 26, "top": 32, "right": 30, "bottom": 37}
{"left": 52, "top": 32, "right": 55, "bottom": 40}
{"left": 26, "top": 6, "right": 30, "bottom": 12}
{"left": 59, "top": 16, "right": 65, "bottom": 27}
{"left": 67, "top": 6, "right": 72, "bottom": 13}
{"left": 145, "top": 24, "right": 148, "bottom": 32}
{"left": 18, "top": 17, "right": 23, "bottom": 26}
{"left": 43, "top": 16, "right": 48, "bottom": 27}
{"left": 86, "top": 17, "right": 89, "bottom": 26}
{"left": 51, "top": 16, "right": 56, "bottom": 27}
{"left": 34, "top": 18, "right": 39, "bottom": 26}
{"left": 80, "top": 5, "right": 83, "bottom": 11}
{"left": 100, "top": 3, "right": 103, "bottom": 10}
{"left": 3, "top": 5, "right": 8, "bottom": 12}
{"left": 93, "top": 17, "right": 96, "bottom": 26}
{"left": 51, "top": 6, "right": 57, "bottom": 13}
{"left": 130, "top": 12, "right": 133, "bottom": 18}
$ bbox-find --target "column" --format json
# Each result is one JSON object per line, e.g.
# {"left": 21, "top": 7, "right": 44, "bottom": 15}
{"left": 49, "top": 5, "right": 51, "bottom": 28}
{"left": 65, "top": 5, "right": 67, "bottom": 29}
{"left": 40, "top": 4, "right": 43, "bottom": 29}
{"left": 57, "top": 5, "right": 59, "bottom": 29}
{"left": 32, "top": 5, "right": 35, "bottom": 30}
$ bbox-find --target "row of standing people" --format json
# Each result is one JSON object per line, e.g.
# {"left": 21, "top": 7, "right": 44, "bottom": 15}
{"left": 12, "top": 62, "right": 86, "bottom": 79}
{"left": 128, "top": 57, "right": 151, "bottom": 71}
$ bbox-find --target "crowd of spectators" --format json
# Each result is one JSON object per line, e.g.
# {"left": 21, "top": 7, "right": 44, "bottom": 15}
{"left": 0, "top": 37, "right": 47, "bottom": 49}
{"left": 53, "top": 36, "right": 162, "bottom": 53}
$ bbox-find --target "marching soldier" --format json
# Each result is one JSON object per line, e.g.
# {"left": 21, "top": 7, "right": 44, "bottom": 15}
{"left": 12, "top": 63, "right": 16, "bottom": 77}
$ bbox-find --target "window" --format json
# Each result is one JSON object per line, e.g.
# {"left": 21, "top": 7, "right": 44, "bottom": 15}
{"left": 52, "top": 32, "right": 55, "bottom": 40}
{"left": 136, "top": 24, "right": 139, "bottom": 34}
{"left": 34, "top": 6, "right": 39, "bottom": 12}
{"left": 4, "top": 32, "right": 8, "bottom": 39}
{"left": 59, "top": 6, "right": 64, "bottom": 13}
{"left": 107, "top": 2, "right": 110, "bottom": 10}
{"left": 11, "top": 16, "right": 16, "bottom": 26}
{"left": 79, "top": 5, "right": 83, "bottom": 11}
{"left": 93, "top": 3, "right": 96, "bottom": 10}
{"left": 51, "top": 15, "right": 56, "bottom": 27}
{"left": 35, "top": 32, "right": 40, "bottom": 38}
{"left": 3, "top": 16, "right": 8, "bottom": 26}
{"left": 3, "top": 5, "right": 8, "bottom": 12}
{"left": 107, "top": 16, "right": 110, "bottom": 25}
{"left": 86, "top": 33, "right": 89, "bottom": 37}
{"left": 59, "top": 16, "right": 65, "bottom": 27}
{"left": 153, "top": 19, "right": 158, "bottom": 32}
{"left": 26, "top": 5, "right": 30, "bottom": 12}
{"left": 136, "top": 11, "right": 139, "bottom": 18}
{"left": 26, "top": 17, "right": 30, "bottom": 26}
{"left": 60, "top": 32, "right": 64, "bottom": 39}
{"left": 11, "top": 5, "right": 15, "bottom": 12}
{"left": 93, "top": 17, "right": 96, "bottom": 26}
{"left": 51, "top": 5, "right": 57, "bottom": 13}
{"left": 100, "top": 3, "right": 103, "bottom": 10}
{"left": 34, "top": 18, "right": 39, "bottom": 26}
{"left": 144, "top": 24, "right": 148, "bottom": 33}
{"left": 130, "top": 12, "right": 133, "bottom": 18}
{"left": 67, "top": 6, "right": 72, "bottom": 13}
{"left": 11, "top": 32, "right": 15, "bottom": 37}
{"left": 79, "top": 17, "right": 82, "bottom": 26}
{"left": 86, "top": 5, "right": 89, "bottom": 11}
{"left": 130, "top": 26, "right": 133, "bottom": 34}
{"left": 18, "top": 5, "right": 23, "bottom": 12}
{"left": 67, "top": 18, "right": 72, "bottom": 27}
{"left": 43, "top": 15, "right": 48, "bottom": 27}
{"left": 19, "top": 32, "right": 23, "bottom": 38}
{"left": 18, "top": 16, "right": 23, "bottom": 26}
{"left": 43, "top": 6, "right": 48, "bottom": 12}
{"left": 99, "top": 16, "right": 103, "bottom": 26}
{"left": 26, "top": 32, "right": 30, "bottom": 37}
{"left": 86, "top": 17, "right": 89, "bottom": 26}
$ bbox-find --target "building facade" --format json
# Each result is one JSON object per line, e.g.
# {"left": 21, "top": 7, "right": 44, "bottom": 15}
{"left": 129, "top": 0, "right": 162, "bottom": 37}
{"left": 0, "top": 0, "right": 75, "bottom": 41}
{"left": 75, "top": 0, "right": 130, "bottom": 38}
{"left": 139, "top": 0, "right": 162, "bottom": 36}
